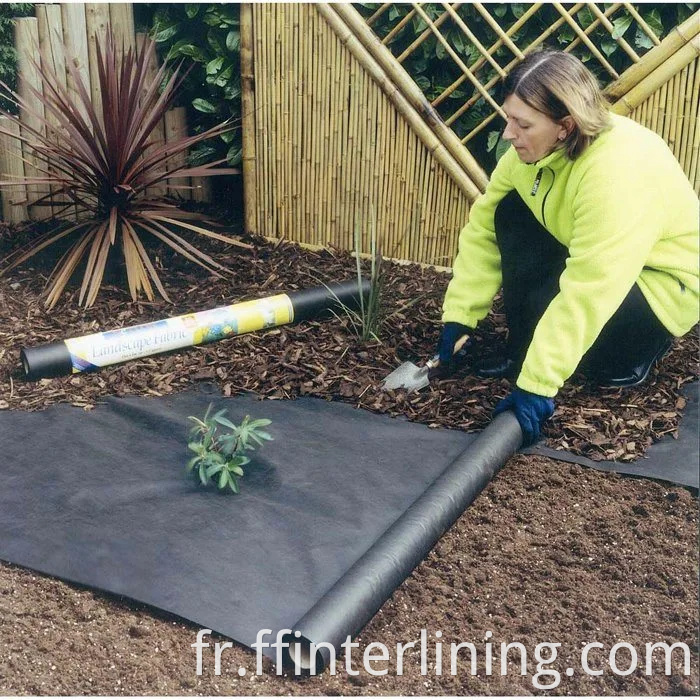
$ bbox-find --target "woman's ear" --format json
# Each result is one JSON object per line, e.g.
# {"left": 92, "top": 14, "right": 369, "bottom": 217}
{"left": 559, "top": 115, "right": 575, "bottom": 140}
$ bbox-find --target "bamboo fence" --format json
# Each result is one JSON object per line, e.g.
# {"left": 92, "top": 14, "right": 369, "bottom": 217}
{"left": 0, "top": 2, "right": 208, "bottom": 224}
{"left": 242, "top": 4, "right": 700, "bottom": 264}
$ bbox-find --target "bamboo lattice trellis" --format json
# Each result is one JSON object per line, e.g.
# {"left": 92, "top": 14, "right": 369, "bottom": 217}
{"left": 242, "top": 4, "right": 700, "bottom": 266}
{"left": 361, "top": 2, "right": 673, "bottom": 146}
{"left": 0, "top": 2, "right": 209, "bottom": 224}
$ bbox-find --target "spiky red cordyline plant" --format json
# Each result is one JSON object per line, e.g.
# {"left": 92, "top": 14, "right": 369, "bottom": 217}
{"left": 0, "top": 29, "right": 248, "bottom": 308}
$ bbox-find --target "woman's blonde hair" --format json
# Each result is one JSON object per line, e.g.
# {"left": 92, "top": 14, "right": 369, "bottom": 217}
{"left": 503, "top": 50, "right": 611, "bottom": 159}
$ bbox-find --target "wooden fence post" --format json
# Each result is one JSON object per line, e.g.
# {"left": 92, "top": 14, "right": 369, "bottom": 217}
{"left": 164, "top": 107, "right": 189, "bottom": 199}
{"left": 0, "top": 116, "right": 28, "bottom": 223}
{"left": 14, "top": 17, "right": 49, "bottom": 220}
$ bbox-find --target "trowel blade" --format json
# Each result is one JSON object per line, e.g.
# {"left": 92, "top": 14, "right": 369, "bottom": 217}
{"left": 382, "top": 361, "right": 431, "bottom": 392}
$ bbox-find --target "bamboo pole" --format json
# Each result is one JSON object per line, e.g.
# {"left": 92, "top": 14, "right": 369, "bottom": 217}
{"left": 690, "top": 75, "right": 700, "bottom": 193}
{"left": 657, "top": 79, "right": 669, "bottom": 141}
{"left": 367, "top": 3, "right": 392, "bottom": 28}
{"left": 343, "top": 56, "right": 358, "bottom": 252}
{"left": 283, "top": 2, "right": 293, "bottom": 239}
{"left": 241, "top": 3, "right": 256, "bottom": 233}
{"left": 606, "top": 10, "right": 700, "bottom": 98}
{"left": 335, "top": 42, "right": 351, "bottom": 250}
{"left": 382, "top": 5, "right": 417, "bottom": 46}
{"left": 293, "top": 3, "right": 304, "bottom": 243}
{"left": 668, "top": 66, "right": 686, "bottom": 159}
{"left": 256, "top": 4, "right": 271, "bottom": 236}
{"left": 0, "top": 116, "right": 28, "bottom": 223}
{"left": 375, "top": 92, "right": 388, "bottom": 252}
{"left": 661, "top": 72, "right": 677, "bottom": 145}
{"left": 322, "top": 9, "right": 335, "bottom": 248}
{"left": 563, "top": 4, "right": 624, "bottom": 61}
{"left": 272, "top": 4, "right": 282, "bottom": 238}
{"left": 639, "top": 96, "right": 649, "bottom": 127}
{"left": 623, "top": 3, "right": 662, "bottom": 47}
{"left": 650, "top": 83, "right": 662, "bottom": 134}
{"left": 319, "top": 3, "right": 485, "bottom": 199}
{"left": 303, "top": 3, "right": 312, "bottom": 244}
{"left": 362, "top": 69, "right": 377, "bottom": 254}
{"left": 611, "top": 34, "right": 700, "bottom": 115}
{"left": 313, "top": 5, "right": 324, "bottom": 246}
{"left": 251, "top": 4, "right": 261, "bottom": 235}
{"left": 164, "top": 108, "right": 188, "bottom": 198}
{"left": 136, "top": 32, "right": 167, "bottom": 199}
{"left": 36, "top": 4, "right": 67, "bottom": 218}
{"left": 85, "top": 3, "right": 109, "bottom": 127}
{"left": 286, "top": 3, "right": 295, "bottom": 241}
{"left": 61, "top": 3, "right": 91, "bottom": 125}
{"left": 472, "top": 2, "right": 530, "bottom": 61}
{"left": 423, "top": 151, "right": 438, "bottom": 265}
{"left": 682, "top": 58, "right": 699, "bottom": 178}
{"left": 14, "top": 17, "right": 49, "bottom": 220}
{"left": 396, "top": 120, "right": 411, "bottom": 260}
{"left": 679, "top": 62, "right": 693, "bottom": 165}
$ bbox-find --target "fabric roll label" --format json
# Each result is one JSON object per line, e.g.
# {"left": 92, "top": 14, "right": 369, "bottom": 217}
{"left": 64, "top": 294, "right": 295, "bottom": 373}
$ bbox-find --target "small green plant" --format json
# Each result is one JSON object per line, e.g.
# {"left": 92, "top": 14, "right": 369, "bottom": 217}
{"left": 187, "top": 403, "right": 273, "bottom": 494}
{"left": 330, "top": 208, "right": 384, "bottom": 343}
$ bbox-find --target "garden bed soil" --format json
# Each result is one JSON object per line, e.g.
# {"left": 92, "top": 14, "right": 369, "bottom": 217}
{"left": 0, "top": 221, "right": 697, "bottom": 695}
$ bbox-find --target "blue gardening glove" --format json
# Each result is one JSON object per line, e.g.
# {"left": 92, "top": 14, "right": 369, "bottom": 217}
{"left": 437, "top": 322, "right": 471, "bottom": 376}
{"left": 494, "top": 388, "right": 555, "bottom": 447}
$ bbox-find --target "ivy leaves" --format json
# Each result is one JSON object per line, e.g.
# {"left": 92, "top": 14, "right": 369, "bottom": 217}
{"left": 145, "top": 3, "right": 243, "bottom": 168}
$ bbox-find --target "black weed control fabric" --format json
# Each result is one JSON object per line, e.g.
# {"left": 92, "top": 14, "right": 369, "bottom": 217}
{"left": 0, "top": 387, "right": 494, "bottom": 662}
{"left": 527, "top": 381, "right": 699, "bottom": 490}
{"left": 0, "top": 385, "right": 694, "bottom": 664}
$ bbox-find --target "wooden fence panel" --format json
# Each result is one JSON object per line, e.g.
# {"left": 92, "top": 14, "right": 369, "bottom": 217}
{"left": 1, "top": 3, "right": 208, "bottom": 223}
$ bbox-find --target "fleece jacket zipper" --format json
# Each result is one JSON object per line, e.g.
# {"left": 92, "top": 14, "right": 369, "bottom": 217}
{"left": 530, "top": 166, "right": 555, "bottom": 228}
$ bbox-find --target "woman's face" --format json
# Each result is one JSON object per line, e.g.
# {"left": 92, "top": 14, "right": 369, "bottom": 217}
{"left": 502, "top": 94, "right": 569, "bottom": 163}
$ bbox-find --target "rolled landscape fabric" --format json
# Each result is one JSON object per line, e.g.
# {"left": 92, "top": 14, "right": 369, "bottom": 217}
{"left": 21, "top": 279, "right": 370, "bottom": 380}
{"left": 283, "top": 411, "right": 523, "bottom": 672}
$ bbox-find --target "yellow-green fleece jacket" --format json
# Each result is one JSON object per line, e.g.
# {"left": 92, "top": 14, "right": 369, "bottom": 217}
{"left": 442, "top": 113, "right": 699, "bottom": 397}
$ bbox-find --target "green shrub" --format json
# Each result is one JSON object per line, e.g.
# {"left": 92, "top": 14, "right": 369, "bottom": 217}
{"left": 187, "top": 404, "right": 273, "bottom": 494}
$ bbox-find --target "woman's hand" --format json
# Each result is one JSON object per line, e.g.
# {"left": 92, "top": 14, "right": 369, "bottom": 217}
{"left": 436, "top": 322, "right": 471, "bottom": 376}
{"left": 494, "top": 388, "right": 555, "bottom": 446}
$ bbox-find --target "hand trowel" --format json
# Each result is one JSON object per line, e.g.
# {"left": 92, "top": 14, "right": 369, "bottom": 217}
{"left": 382, "top": 335, "right": 469, "bottom": 392}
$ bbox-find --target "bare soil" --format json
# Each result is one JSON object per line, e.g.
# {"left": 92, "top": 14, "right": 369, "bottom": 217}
{"left": 0, "top": 221, "right": 697, "bottom": 695}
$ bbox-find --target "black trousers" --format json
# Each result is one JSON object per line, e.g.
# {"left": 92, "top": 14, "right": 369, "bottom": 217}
{"left": 494, "top": 190, "right": 672, "bottom": 381}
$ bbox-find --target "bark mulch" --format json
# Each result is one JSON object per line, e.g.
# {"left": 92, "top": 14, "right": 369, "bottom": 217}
{"left": 0, "top": 220, "right": 697, "bottom": 695}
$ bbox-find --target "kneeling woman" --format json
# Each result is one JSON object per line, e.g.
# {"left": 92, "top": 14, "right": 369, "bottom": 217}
{"left": 438, "top": 50, "right": 699, "bottom": 445}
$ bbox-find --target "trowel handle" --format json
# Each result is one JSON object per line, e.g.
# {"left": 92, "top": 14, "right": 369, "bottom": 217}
{"left": 425, "top": 334, "right": 469, "bottom": 369}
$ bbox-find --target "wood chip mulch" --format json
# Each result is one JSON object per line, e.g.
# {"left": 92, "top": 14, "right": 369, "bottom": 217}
{"left": 0, "top": 220, "right": 697, "bottom": 463}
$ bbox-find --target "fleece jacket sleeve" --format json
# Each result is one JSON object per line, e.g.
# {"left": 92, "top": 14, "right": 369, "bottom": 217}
{"left": 516, "top": 148, "right": 665, "bottom": 398}
{"left": 442, "top": 147, "right": 516, "bottom": 328}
